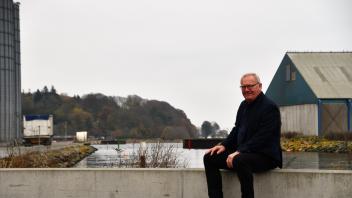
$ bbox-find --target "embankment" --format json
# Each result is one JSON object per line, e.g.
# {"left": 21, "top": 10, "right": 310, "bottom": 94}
{"left": 0, "top": 145, "right": 97, "bottom": 168}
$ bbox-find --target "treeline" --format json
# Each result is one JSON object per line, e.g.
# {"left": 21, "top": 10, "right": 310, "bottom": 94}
{"left": 200, "top": 121, "right": 228, "bottom": 138}
{"left": 22, "top": 86, "right": 198, "bottom": 139}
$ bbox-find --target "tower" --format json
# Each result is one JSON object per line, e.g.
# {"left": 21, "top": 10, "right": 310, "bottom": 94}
{"left": 0, "top": 0, "right": 21, "bottom": 142}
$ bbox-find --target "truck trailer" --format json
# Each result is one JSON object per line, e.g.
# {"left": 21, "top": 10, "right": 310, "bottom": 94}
{"left": 23, "top": 115, "right": 54, "bottom": 146}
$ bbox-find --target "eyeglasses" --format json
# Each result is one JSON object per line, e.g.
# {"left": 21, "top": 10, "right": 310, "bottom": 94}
{"left": 240, "top": 83, "right": 259, "bottom": 89}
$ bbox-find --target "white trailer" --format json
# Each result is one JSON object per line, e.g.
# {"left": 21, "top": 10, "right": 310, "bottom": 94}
{"left": 23, "top": 115, "right": 54, "bottom": 146}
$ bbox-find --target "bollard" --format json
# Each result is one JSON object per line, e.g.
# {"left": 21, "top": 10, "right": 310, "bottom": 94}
{"left": 139, "top": 155, "right": 146, "bottom": 168}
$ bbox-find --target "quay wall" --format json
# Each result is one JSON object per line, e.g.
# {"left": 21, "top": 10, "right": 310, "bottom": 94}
{"left": 0, "top": 168, "right": 351, "bottom": 198}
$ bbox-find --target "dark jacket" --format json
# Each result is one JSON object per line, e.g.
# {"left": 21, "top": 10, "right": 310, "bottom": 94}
{"left": 221, "top": 92, "right": 282, "bottom": 168}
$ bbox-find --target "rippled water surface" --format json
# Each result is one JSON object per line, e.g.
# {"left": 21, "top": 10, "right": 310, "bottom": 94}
{"left": 75, "top": 143, "right": 352, "bottom": 170}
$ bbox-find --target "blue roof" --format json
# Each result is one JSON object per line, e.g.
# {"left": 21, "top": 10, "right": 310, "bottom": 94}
{"left": 24, "top": 115, "right": 50, "bottom": 121}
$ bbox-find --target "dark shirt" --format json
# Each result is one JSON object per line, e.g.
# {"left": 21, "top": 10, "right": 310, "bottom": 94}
{"left": 221, "top": 92, "right": 282, "bottom": 168}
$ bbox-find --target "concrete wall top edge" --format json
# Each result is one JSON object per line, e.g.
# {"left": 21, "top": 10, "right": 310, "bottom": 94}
{"left": 1, "top": 168, "right": 352, "bottom": 174}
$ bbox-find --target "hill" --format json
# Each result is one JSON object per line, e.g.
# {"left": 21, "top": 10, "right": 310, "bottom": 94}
{"left": 22, "top": 86, "right": 198, "bottom": 139}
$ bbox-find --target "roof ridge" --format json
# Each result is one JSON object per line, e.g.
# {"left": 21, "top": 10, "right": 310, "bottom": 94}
{"left": 287, "top": 51, "right": 352, "bottom": 53}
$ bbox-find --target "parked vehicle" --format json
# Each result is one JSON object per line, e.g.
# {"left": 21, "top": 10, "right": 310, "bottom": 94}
{"left": 23, "top": 115, "right": 53, "bottom": 146}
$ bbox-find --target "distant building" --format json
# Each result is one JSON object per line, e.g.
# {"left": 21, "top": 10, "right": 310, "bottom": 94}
{"left": 0, "top": 0, "right": 21, "bottom": 142}
{"left": 266, "top": 52, "right": 352, "bottom": 136}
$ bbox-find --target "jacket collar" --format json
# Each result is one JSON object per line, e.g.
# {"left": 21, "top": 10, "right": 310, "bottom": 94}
{"left": 245, "top": 92, "right": 264, "bottom": 106}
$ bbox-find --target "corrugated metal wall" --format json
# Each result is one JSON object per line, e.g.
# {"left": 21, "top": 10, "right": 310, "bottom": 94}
{"left": 0, "top": 0, "right": 21, "bottom": 142}
{"left": 280, "top": 104, "right": 318, "bottom": 135}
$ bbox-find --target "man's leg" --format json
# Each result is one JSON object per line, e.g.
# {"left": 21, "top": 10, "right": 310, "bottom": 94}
{"left": 203, "top": 151, "right": 231, "bottom": 198}
{"left": 232, "top": 153, "right": 277, "bottom": 198}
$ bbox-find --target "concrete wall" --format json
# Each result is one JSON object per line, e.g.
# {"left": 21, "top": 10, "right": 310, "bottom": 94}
{"left": 0, "top": 168, "right": 351, "bottom": 198}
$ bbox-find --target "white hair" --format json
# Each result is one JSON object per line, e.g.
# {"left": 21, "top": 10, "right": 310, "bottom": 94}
{"left": 240, "top": 73, "right": 261, "bottom": 84}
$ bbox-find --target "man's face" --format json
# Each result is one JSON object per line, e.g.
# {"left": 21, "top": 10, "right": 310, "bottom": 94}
{"left": 240, "top": 75, "right": 262, "bottom": 102}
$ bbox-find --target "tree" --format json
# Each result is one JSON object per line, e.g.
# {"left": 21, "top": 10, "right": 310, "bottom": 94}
{"left": 212, "top": 122, "right": 220, "bottom": 133}
{"left": 50, "top": 86, "right": 57, "bottom": 94}
{"left": 68, "top": 107, "right": 93, "bottom": 131}
{"left": 23, "top": 88, "right": 198, "bottom": 139}
{"left": 42, "top": 86, "right": 49, "bottom": 94}
{"left": 33, "top": 89, "right": 42, "bottom": 103}
{"left": 201, "top": 121, "right": 222, "bottom": 138}
{"left": 201, "top": 121, "right": 213, "bottom": 138}
{"left": 22, "top": 92, "right": 34, "bottom": 115}
{"left": 161, "top": 126, "right": 190, "bottom": 139}
{"left": 213, "top": 129, "right": 228, "bottom": 138}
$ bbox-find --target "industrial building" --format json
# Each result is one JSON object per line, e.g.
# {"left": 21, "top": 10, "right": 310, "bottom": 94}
{"left": 0, "top": 0, "right": 21, "bottom": 142}
{"left": 266, "top": 52, "right": 352, "bottom": 136}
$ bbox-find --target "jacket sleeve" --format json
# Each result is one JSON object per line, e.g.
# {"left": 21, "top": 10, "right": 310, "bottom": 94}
{"left": 221, "top": 126, "right": 238, "bottom": 151}
{"left": 236, "top": 104, "right": 281, "bottom": 153}
{"left": 221, "top": 102, "right": 244, "bottom": 151}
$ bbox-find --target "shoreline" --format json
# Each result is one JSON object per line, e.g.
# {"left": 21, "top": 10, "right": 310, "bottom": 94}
{"left": 0, "top": 144, "right": 97, "bottom": 168}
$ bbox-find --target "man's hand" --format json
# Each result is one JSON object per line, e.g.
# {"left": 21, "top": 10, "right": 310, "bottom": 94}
{"left": 226, "top": 151, "right": 240, "bottom": 168}
{"left": 205, "top": 145, "right": 225, "bottom": 156}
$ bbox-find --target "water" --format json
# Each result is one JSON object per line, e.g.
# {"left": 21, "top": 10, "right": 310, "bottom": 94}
{"left": 75, "top": 143, "right": 204, "bottom": 168}
{"left": 75, "top": 143, "right": 352, "bottom": 170}
{"left": 283, "top": 152, "right": 352, "bottom": 170}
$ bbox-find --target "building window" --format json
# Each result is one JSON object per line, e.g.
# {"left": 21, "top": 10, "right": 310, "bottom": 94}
{"left": 291, "top": 70, "right": 296, "bottom": 80}
{"left": 286, "top": 64, "right": 296, "bottom": 81}
{"left": 286, "top": 65, "right": 290, "bottom": 81}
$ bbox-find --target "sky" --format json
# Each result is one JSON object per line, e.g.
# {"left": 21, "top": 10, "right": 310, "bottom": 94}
{"left": 16, "top": 0, "right": 352, "bottom": 130}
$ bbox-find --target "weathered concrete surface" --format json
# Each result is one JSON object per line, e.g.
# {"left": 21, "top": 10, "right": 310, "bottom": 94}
{"left": 0, "top": 168, "right": 351, "bottom": 198}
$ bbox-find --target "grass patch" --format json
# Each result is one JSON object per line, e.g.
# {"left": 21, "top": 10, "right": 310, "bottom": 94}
{"left": 323, "top": 132, "right": 352, "bottom": 141}
{"left": 0, "top": 145, "right": 97, "bottom": 168}
{"left": 281, "top": 136, "right": 352, "bottom": 153}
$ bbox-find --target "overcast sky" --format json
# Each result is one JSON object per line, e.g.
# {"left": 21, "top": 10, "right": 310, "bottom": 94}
{"left": 17, "top": 0, "right": 352, "bottom": 130}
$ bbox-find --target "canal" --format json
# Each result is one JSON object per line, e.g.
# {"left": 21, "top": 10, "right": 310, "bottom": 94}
{"left": 75, "top": 143, "right": 352, "bottom": 170}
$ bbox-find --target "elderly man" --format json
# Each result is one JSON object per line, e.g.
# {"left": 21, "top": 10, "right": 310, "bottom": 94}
{"left": 203, "top": 73, "right": 282, "bottom": 198}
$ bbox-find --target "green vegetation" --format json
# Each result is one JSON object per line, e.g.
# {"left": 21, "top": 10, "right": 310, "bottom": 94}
{"left": 22, "top": 86, "right": 198, "bottom": 139}
{"left": 0, "top": 145, "right": 96, "bottom": 168}
{"left": 281, "top": 136, "right": 352, "bottom": 153}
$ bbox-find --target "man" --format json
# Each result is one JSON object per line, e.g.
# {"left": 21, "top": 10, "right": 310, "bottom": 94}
{"left": 203, "top": 73, "right": 282, "bottom": 198}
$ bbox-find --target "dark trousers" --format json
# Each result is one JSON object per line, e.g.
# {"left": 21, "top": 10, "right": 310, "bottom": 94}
{"left": 203, "top": 151, "right": 277, "bottom": 198}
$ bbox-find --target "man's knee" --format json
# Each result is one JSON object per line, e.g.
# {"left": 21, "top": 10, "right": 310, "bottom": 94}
{"left": 203, "top": 153, "right": 221, "bottom": 167}
{"left": 203, "top": 153, "right": 212, "bottom": 165}
{"left": 232, "top": 154, "right": 248, "bottom": 170}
